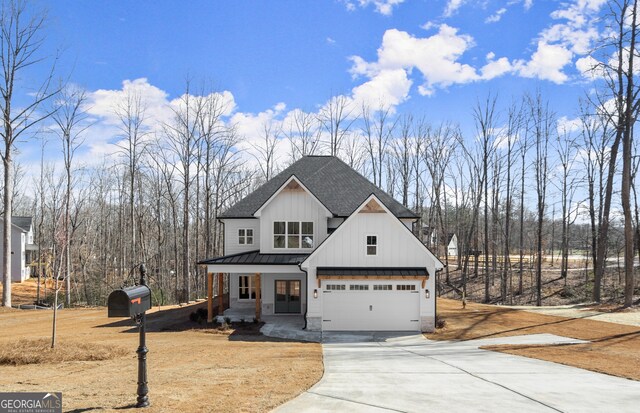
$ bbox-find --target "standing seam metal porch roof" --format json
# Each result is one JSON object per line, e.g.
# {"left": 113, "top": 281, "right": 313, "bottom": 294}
{"left": 317, "top": 267, "right": 428, "bottom": 277}
{"left": 219, "top": 156, "right": 418, "bottom": 219}
{"left": 198, "top": 250, "right": 309, "bottom": 266}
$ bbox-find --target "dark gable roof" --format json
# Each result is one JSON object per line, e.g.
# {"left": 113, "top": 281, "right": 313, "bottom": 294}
{"left": 220, "top": 156, "right": 418, "bottom": 219}
{"left": 198, "top": 250, "right": 309, "bottom": 265}
{"left": 12, "top": 216, "right": 32, "bottom": 232}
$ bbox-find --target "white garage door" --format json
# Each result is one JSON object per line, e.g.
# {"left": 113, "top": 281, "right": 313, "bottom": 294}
{"left": 321, "top": 281, "right": 420, "bottom": 331}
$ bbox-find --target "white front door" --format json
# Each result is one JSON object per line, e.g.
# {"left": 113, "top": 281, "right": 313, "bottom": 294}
{"left": 321, "top": 281, "right": 420, "bottom": 331}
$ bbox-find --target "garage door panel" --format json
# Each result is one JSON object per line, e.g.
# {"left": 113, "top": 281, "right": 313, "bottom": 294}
{"left": 322, "top": 282, "right": 420, "bottom": 331}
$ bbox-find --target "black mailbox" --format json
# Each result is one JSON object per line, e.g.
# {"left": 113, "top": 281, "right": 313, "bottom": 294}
{"left": 108, "top": 285, "right": 152, "bottom": 317}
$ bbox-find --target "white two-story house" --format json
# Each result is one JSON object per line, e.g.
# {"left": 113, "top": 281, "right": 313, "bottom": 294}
{"left": 200, "top": 156, "right": 443, "bottom": 332}
{"left": 0, "top": 216, "right": 36, "bottom": 282}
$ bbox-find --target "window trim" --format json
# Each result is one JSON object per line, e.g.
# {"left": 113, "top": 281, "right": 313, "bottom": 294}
{"left": 238, "top": 275, "right": 257, "bottom": 301}
{"left": 238, "top": 228, "right": 254, "bottom": 245}
{"left": 273, "top": 220, "right": 314, "bottom": 249}
{"left": 366, "top": 234, "right": 378, "bottom": 256}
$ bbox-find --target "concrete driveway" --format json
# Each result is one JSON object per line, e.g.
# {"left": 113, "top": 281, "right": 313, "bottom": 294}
{"left": 275, "top": 333, "right": 640, "bottom": 413}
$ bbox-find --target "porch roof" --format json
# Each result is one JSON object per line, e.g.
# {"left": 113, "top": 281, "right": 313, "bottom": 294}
{"left": 317, "top": 267, "right": 428, "bottom": 277}
{"left": 198, "top": 250, "right": 309, "bottom": 266}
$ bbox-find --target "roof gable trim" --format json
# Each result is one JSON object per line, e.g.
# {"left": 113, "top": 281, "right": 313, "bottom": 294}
{"left": 301, "top": 193, "right": 443, "bottom": 270}
{"left": 253, "top": 174, "right": 333, "bottom": 218}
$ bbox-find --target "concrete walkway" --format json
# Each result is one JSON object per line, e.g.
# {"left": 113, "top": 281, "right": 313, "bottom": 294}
{"left": 260, "top": 315, "right": 321, "bottom": 342}
{"left": 275, "top": 333, "right": 640, "bottom": 413}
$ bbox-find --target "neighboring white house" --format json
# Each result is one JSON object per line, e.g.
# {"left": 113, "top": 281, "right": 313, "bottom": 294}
{"left": 200, "top": 156, "right": 443, "bottom": 332}
{"left": 447, "top": 233, "right": 458, "bottom": 257}
{"left": 0, "top": 216, "right": 36, "bottom": 282}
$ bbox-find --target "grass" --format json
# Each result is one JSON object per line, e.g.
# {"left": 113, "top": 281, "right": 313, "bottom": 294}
{"left": 0, "top": 338, "right": 128, "bottom": 366}
{"left": 429, "top": 298, "right": 640, "bottom": 381}
{"left": 0, "top": 303, "right": 323, "bottom": 412}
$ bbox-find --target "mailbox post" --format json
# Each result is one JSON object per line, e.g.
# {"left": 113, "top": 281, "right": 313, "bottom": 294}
{"left": 136, "top": 264, "right": 150, "bottom": 408}
{"left": 107, "top": 264, "right": 152, "bottom": 408}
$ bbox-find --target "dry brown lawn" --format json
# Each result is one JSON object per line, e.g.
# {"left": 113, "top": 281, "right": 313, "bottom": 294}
{"left": 0, "top": 302, "right": 323, "bottom": 412}
{"left": 428, "top": 298, "right": 640, "bottom": 381}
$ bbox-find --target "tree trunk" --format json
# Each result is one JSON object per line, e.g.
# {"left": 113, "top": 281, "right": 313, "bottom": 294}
{"left": 2, "top": 151, "right": 12, "bottom": 308}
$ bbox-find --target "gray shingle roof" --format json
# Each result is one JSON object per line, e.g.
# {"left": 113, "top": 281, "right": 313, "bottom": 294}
{"left": 317, "top": 267, "right": 428, "bottom": 277}
{"left": 220, "top": 156, "right": 418, "bottom": 219}
{"left": 12, "top": 216, "right": 32, "bottom": 232}
{"left": 198, "top": 250, "right": 309, "bottom": 265}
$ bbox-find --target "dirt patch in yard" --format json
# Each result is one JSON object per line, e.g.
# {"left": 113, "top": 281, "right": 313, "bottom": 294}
{"left": 428, "top": 298, "right": 640, "bottom": 381}
{"left": 0, "top": 278, "right": 45, "bottom": 306}
{"left": 0, "top": 303, "right": 323, "bottom": 412}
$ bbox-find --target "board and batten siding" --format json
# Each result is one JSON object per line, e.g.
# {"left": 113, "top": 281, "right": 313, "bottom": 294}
{"left": 258, "top": 189, "right": 331, "bottom": 254}
{"left": 303, "top": 209, "right": 438, "bottom": 330}
{"left": 222, "top": 218, "right": 260, "bottom": 255}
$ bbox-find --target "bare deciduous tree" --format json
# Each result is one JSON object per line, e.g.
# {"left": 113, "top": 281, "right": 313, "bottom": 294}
{"left": 1, "top": 0, "right": 61, "bottom": 307}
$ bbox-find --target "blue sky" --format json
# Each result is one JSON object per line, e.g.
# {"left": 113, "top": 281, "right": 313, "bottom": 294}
{"left": 16, "top": 0, "right": 606, "bottom": 171}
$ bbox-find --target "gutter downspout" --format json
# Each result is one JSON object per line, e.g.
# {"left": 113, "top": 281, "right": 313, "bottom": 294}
{"left": 434, "top": 267, "right": 443, "bottom": 329}
{"left": 298, "top": 262, "right": 309, "bottom": 330}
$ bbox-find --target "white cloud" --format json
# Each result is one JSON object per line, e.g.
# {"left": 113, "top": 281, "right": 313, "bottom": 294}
{"left": 420, "top": 21, "right": 437, "bottom": 31}
{"left": 444, "top": 0, "right": 465, "bottom": 17}
{"left": 485, "top": 8, "right": 507, "bottom": 23}
{"left": 350, "top": 68, "right": 412, "bottom": 109}
{"left": 515, "top": 41, "right": 573, "bottom": 83}
{"left": 557, "top": 115, "right": 582, "bottom": 133}
{"left": 87, "top": 78, "right": 172, "bottom": 127}
{"left": 575, "top": 55, "right": 603, "bottom": 80}
{"left": 326, "top": 37, "right": 336, "bottom": 45}
{"left": 481, "top": 53, "right": 514, "bottom": 79}
{"left": 82, "top": 78, "right": 237, "bottom": 167}
{"left": 350, "top": 26, "right": 511, "bottom": 97}
{"left": 513, "top": 0, "right": 606, "bottom": 83}
{"left": 342, "top": 0, "right": 405, "bottom": 16}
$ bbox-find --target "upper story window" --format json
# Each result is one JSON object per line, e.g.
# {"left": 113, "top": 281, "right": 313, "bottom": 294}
{"left": 366, "top": 235, "right": 377, "bottom": 256}
{"left": 274, "top": 221, "right": 314, "bottom": 249}
{"left": 238, "top": 228, "right": 254, "bottom": 245}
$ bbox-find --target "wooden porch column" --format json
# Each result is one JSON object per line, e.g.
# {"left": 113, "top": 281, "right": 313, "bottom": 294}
{"left": 207, "top": 272, "right": 214, "bottom": 323}
{"left": 255, "top": 273, "right": 261, "bottom": 321}
{"left": 218, "top": 273, "right": 224, "bottom": 316}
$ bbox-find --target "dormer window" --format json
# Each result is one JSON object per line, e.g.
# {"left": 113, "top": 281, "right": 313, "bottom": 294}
{"left": 238, "top": 229, "right": 253, "bottom": 245}
{"left": 274, "top": 221, "right": 314, "bottom": 249}
{"left": 366, "top": 235, "right": 377, "bottom": 256}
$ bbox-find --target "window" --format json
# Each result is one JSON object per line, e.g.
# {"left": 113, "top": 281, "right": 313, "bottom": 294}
{"left": 366, "top": 235, "right": 377, "bottom": 256}
{"left": 302, "top": 222, "right": 314, "bottom": 248}
{"left": 274, "top": 222, "right": 286, "bottom": 248}
{"left": 373, "top": 284, "right": 392, "bottom": 291}
{"left": 396, "top": 284, "right": 416, "bottom": 291}
{"left": 349, "top": 284, "right": 369, "bottom": 291}
{"left": 274, "top": 221, "right": 314, "bottom": 249}
{"left": 325, "top": 284, "right": 345, "bottom": 291}
{"left": 288, "top": 222, "right": 300, "bottom": 248}
{"left": 238, "top": 228, "right": 254, "bottom": 245}
{"left": 239, "top": 275, "right": 256, "bottom": 300}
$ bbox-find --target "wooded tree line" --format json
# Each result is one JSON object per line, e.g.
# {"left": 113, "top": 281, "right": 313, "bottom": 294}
{"left": 1, "top": 0, "right": 639, "bottom": 308}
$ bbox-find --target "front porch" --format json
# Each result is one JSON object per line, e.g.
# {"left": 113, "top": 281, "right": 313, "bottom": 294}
{"left": 199, "top": 250, "right": 310, "bottom": 324}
